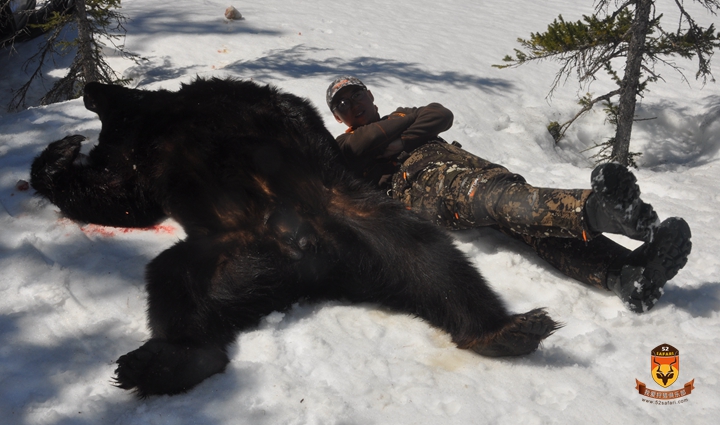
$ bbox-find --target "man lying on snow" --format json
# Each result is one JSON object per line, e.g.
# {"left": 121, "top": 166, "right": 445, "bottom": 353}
{"left": 325, "top": 75, "right": 692, "bottom": 313}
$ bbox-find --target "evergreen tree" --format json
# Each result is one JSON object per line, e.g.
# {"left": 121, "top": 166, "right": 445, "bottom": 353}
{"left": 495, "top": 0, "right": 720, "bottom": 166}
{"left": 7, "top": 0, "right": 137, "bottom": 111}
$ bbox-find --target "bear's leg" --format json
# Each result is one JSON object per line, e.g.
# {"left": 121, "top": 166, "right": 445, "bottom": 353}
{"left": 115, "top": 236, "right": 301, "bottom": 397}
{"left": 30, "top": 135, "right": 164, "bottom": 227}
{"left": 333, "top": 211, "right": 560, "bottom": 357}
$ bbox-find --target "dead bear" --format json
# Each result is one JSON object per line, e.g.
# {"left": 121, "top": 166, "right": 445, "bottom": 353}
{"left": 30, "top": 78, "right": 560, "bottom": 397}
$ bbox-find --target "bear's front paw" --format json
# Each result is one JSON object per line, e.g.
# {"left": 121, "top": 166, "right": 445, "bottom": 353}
{"left": 114, "top": 339, "right": 229, "bottom": 398}
{"left": 30, "top": 135, "right": 86, "bottom": 195}
{"left": 471, "top": 308, "right": 562, "bottom": 357}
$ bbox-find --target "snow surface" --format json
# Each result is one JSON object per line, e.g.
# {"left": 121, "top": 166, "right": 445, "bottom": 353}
{"left": 1, "top": 0, "right": 719, "bottom": 423}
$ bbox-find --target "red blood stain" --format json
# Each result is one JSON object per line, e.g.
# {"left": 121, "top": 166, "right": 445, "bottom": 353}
{"left": 80, "top": 223, "right": 177, "bottom": 237}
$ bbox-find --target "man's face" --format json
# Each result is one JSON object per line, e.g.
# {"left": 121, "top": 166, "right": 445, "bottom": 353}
{"left": 332, "top": 86, "right": 380, "bottom": 128}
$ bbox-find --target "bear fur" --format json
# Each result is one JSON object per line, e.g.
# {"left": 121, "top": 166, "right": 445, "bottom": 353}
{"left": 30, "top": 78, "right": 559, "bottom": 397}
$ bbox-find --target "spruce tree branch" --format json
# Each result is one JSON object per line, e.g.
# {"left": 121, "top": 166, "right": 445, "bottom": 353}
{"left": 8, "top": 0, "right": 141, "bottom": 110}
{"left": 8, "top": 23, "right": 67, "bottom": 111}
{"left": 556, "top": 89, "right": 622, "bottom": 140}
{"left": 640, "top": 63, "right": 663, "bottom": 83}
{"left": 596, "top": 0, "right": 634, "bottom": 19}
{"left": 672, "top": 0, "right": 719, "bottom": 83}
{"left": 650, "top": 54, "right": 691, "bottom": 85}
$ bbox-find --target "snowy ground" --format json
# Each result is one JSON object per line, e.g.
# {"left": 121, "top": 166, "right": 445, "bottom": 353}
{"left": 1, "top": 0, "right": 719, "bottom": 423}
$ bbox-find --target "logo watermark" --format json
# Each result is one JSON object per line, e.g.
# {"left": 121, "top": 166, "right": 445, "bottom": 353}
{"left": 635, "top": 343, "right": 695, "bottom": 404}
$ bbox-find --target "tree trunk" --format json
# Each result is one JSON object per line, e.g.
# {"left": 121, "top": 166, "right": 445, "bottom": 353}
{"left": 74, "top": 0, "right": 101, "bottom": 84}
{"left": 612, "top": 0, "right": 653, "bottom": 166}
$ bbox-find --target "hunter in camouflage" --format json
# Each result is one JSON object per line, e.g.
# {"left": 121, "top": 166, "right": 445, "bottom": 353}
{"left": 326, "top": 76, "right": 692, "bottom": 313}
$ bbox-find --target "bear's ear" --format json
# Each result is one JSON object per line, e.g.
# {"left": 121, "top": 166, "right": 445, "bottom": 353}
{"left": 83, "top": 82, "right": 109, "bottom": 117}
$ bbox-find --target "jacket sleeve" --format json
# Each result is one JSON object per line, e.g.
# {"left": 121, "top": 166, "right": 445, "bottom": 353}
{"left": 396, "top": 103, "right": 454, "bottom": 152}
{"left": 336, "top": 111, "right": 417, "bottom": 157}
{"left": 335, "top": 103, "right": 454, "bottom": 157}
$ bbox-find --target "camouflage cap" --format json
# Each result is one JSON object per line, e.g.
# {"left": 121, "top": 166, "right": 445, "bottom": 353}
{"left": 326, "top": 76, "right": 366, "bottom": 110}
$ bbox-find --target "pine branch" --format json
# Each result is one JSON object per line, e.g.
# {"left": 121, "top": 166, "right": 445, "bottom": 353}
{"left": 548, "top": 89, "right": 622, "bottom": 142}
{"left": 7, "top": 23, "right": 68, "bottom": 111}
{"left": 7, "top": 0, "right": 147, "bottom": 111}
{"left": 671, "top": 0, "right": 720, "bottom": 82}
{"left": 494, "top": 10, "right": 634, "bottom": 96}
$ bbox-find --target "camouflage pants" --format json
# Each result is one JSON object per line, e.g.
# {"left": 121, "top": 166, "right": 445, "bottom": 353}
{"left": 390, "top": 141, "right": 628, "bottom": 289}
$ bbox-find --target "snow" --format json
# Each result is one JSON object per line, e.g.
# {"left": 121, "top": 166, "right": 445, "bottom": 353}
{"left": 1, "top": 0, "right": 718, "bottom": 423}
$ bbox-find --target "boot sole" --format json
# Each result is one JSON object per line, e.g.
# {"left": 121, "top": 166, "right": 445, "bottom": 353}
{"left": 620, "top": 217, "right": 692, "bottom": 312}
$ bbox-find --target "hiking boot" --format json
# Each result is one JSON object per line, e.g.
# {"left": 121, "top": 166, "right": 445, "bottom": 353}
{"left": 585, "top": 163, "right": 660, "bottom": 242}
{"left": 606, "top": 217, "right": 692, "bottom": 313}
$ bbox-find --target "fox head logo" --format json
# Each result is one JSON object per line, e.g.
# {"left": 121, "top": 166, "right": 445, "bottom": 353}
{"left": 651, "top": 344, "right": 679, "bottom": 388}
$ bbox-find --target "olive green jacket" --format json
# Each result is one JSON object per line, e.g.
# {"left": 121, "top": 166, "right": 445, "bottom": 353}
{"left": 335, "top": 103, "right": 453, "bottom": 185}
